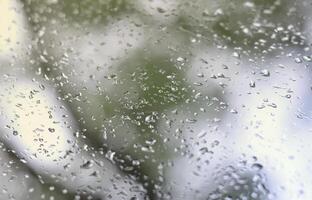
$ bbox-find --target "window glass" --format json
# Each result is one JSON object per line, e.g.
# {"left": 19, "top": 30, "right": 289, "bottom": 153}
{"left": 0, "top": 0, "right": 311, "bottom": 199}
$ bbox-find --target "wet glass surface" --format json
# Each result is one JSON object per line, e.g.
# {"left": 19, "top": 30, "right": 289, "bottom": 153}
{"left": 0, "top": 0, "right": 312, "bottom": 199}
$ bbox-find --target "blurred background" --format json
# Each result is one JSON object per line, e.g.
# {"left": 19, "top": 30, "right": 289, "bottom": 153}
{"left": 0, "top": 0, "right": 312, "bottom": 199}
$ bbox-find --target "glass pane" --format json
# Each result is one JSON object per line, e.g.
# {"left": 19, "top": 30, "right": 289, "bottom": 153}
{"left": 0, "top": 0, "right": 311, "bottom": 199}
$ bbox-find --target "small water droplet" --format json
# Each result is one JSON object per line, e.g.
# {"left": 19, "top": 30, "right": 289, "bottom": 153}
{"left": 157, "top": 7, "right": 166, "bottom": 13}
{"left": 39, "top": 84, "right": 45, "bottom": 90}
{"left": 303, "top": 55, "right": 312, "bottom": 62}
{"left": 294, "top": 57, "right": 302, "bottom": 63}
{"left": 80, "top": 160, "right": 93, "bottom": 169}
{"left": 132, "top": 160, "right": 140, "bottom": 166}
{"left": 105, "top": 150, "right": 116, "bottom": 163}
{"left": 13, "top": 130, "right": 18, "bottom": 136}
{"left": 48, "top": 128, "right": 55, "bottom": 133}
{"left": 214, "top": 8, "right": 224, "bottom": 16}
{"left": 185, "top": 118, "right": 197, "bottom": 123}
{"left": 260, "top": 69, "right": 270, "bottom": 77}
{"left": 230, "top": 109, "right": 238, "bottom": 114}
{"left": 197, "top": 131, "right": 207, "bottom": 138}
{"left": 268, "top": 103, "right": 277, "bottom": 108}
{"left": 210, "top": 74, "right": 217, "bottom": 79}
{"left": 217, "top": 73, "right": 225, "bottom": 78}
{"left": 252, "top": 163, "right": 263, "bottom": 171}
{"left": 176, "top": 57, "right": 184, "bottom": 62}
{"left": 197, "top": 73, "right": 204, "bottom": 78}
{"left": 249, "top": 81, "right": 256, "bottom": 88}
{"left": 232, "top": 52, "right": 240, "bottom": 58}
{"left": 145, "top": 115, "right": 154, "bottom": 123}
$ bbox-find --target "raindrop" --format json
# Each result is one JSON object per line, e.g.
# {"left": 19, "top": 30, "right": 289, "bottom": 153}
{"left": 251, "top": 163, "right": 263, "bottom": 171}
{"left": 303, "top": 56, "right": 312, "bottom": 62}
{"left": 13, "top": 130, "right": 18, "bottom": 136}
{"left": 145, "top": 115, "right": 154, "bottom": 123}
{"left": 185, "top": 118, "right": 197, "bottom": 123}
{"left": 260, "top": 69, "right": 270, "bottom": 77}
{"left": 294, "top": 57, "right": 302, "bottom": 63}
{"left": 157, "top": 7, "right": 166, "bottom": 13}
{"left": 230, "top": 109, "right": 238, "bottom": 114}
{"left": 232, "top": 52, "right": 240, "bottom": 58}
{"left": 48, "top": 128, "right": 55, "bottom": 133}
{"left": 80, "top": 160, "right": 93, "bottom": 169}
{"left": 176, "top": 57, "right": 185, "bottom": 62}
{"left": 249, "top": 81, "right": 256, "bottom": 88}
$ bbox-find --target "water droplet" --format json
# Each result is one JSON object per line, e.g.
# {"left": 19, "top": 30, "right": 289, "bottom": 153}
{"left": 217, "top": 73, "right": 225, "bottom": 78}
{"left": 260, "top": 69, "right": 270, "bottom": 77}
{"left": 197, "top": 73, "right": 204, "bottom": 78}
{"left": 230, "top": 109, "right": 238, "bottom": 114}
{"left": 232, "top": 52, "right": 240, "bottom": 58}
{"left": 13, "top": 130, "right": 18, "bottom": 136}
{"left": 197, "top": 131, "right": 207, "bottom": 138}
{"left": 214, "top": 8, "right": 224, "bottom": 16}
{"left": 267, "top": 103, "right": 277, "bottom": 108}
{"left": 249, "top": 81, "right": 256, "bottom": 88}
{"left": 185, "top": 118, "right": 197, "bottom": 123}
{"left": 157, "top": 7, "right": 166, "bottom": 13}
{"left": 105, "top": 150, "right": 116, "bottom": 163}
{"left": 303, "top": 55, "right": 312, "bottom": 62}
{"left": 132, "top": 160, "right": 140, "bottom": 166}
{"left": 48, "top": 128, "right": 55, "bottom": 133}
{"left": 145, "top": 115, "right": 154, "bottom": 123}
{"left": 39, "top": 84, "right": 45, "bottom": 90}
{"left": 251, "top": 163, "right": 263, "bottom": 171}
{"left": 80, "top": 160, "right": 93, "bottom": 169}
{"left": 176, "top": 57, "right": 184, "bottom": 62}
{"left": 294, "top": 57, "right": 302, "bottom": 63}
